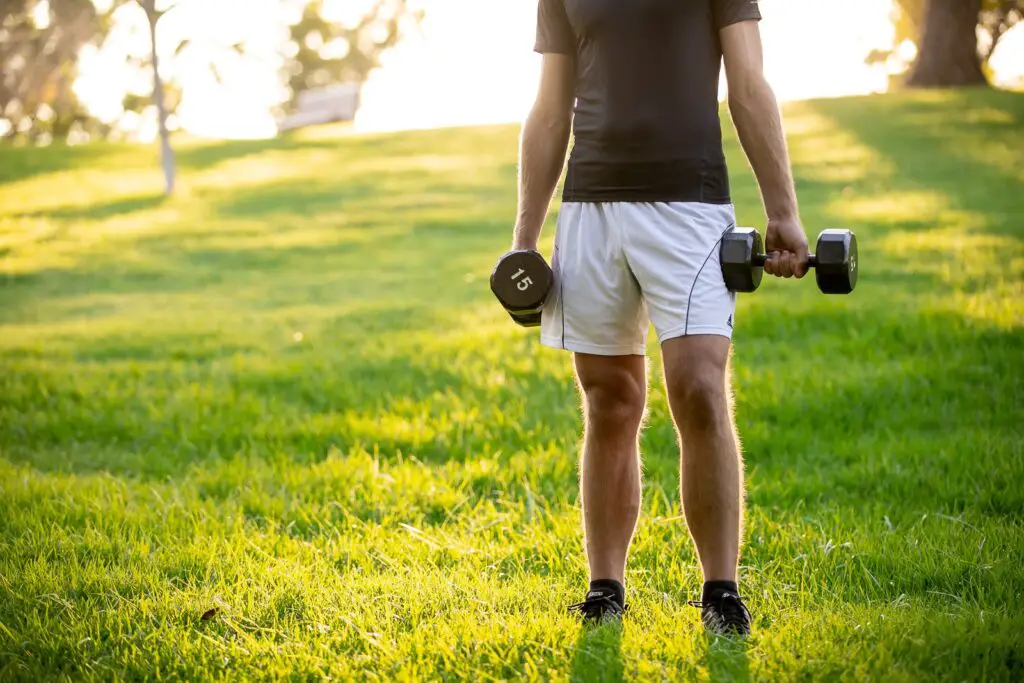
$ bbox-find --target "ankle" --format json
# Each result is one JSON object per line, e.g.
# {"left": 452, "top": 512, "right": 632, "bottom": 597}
{"left": 589, "top": 578, "right": 626, "bottom": 607}
{"left": 701, "top": 579, "right": 739, "bottom": 602}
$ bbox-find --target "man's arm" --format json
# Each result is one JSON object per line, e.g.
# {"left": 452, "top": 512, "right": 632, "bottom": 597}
{"left": 511, "top": 53, "right": 575, "bottom": 251}
{"left": 721, "top": 21, "right": 809, "bottom": 278}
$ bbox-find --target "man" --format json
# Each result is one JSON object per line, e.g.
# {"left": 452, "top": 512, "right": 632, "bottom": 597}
{"left": 510, "top": 0, "right": 810, "bottom": 635}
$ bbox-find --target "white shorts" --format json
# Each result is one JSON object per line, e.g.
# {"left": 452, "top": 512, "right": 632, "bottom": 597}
{"left": 540, "top": 201, "right": 737, "bottom": 356}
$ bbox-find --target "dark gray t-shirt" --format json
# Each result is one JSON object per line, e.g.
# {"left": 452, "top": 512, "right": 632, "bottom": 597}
{"left": 535, "top": 0, "right": 761, "bottom": 203}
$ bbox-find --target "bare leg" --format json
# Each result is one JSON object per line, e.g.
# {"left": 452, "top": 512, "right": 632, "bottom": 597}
{"left": 661, "top": 335, "right": 743, "bottom": 583}
{"left": 573, "top": 352, "right": 647, "bottom": 584}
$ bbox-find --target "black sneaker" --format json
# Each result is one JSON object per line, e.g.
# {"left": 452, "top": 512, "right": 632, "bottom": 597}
{"left": 688, "top": 591, "right": 751, "bottom": 636}
{"left": 567, "top": 588, "right": 626, "bottom": 624}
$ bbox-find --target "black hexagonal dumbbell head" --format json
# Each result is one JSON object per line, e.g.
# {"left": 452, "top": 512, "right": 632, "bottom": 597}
{"left": 490, "top": 249, "right": 553, "bottom": 315}
{"left": 721, "top": 226, "right": 859, "bottom": 295}
{"left": 814, "top": 229, "right": 858, "bottom": 294}
{"left": 720, "top": 227, "right": 764, "bottom": 293}
{"left": 509, "top": 311, "right": 543, "bottom": 327}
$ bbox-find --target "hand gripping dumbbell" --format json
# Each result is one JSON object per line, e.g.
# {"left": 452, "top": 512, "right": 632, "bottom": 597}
{"left": 720, "top": 227, "right": 858, "bottom": 294}
{"left": 489, "top": 250, "right": 554, "bottom": 327}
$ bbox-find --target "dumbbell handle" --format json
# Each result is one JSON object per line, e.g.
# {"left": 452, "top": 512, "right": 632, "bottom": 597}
{"left": 752, "top": 253, "right": 818, "bottom": 267}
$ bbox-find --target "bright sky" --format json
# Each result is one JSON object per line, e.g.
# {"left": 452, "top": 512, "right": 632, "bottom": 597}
{"left": 354, "top": 0, "right": 900, "bottom": 133}
{"left": 72, "top": 0, "right": 1024, "bottom": 140}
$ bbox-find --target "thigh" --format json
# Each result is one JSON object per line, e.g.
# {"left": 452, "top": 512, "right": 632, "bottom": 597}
{"left": 577, "top": 352, "right": 647, "bottom": 395}
{"left": 661, "top": 334, "right": 734, "bottom": 429}
{"left": 661, "top": 334, "right": 731, "bottom": 386}
{"left": 574, "top": 352, "right": 648, "bottom": 408}
{"left": 620, "top": 202, "right": 737, "bottom": 344}
{"left": 540, "top": 202, "right": 649, "bottom": 357}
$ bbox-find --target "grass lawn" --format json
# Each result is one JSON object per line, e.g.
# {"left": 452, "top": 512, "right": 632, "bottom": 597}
{"left": 1, "top": 87, "right": 1023, "bottom": 681}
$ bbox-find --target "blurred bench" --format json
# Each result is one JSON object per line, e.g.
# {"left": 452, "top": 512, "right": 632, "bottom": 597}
{"left": 277, "top": 82, "right": 360, "bottom": 132}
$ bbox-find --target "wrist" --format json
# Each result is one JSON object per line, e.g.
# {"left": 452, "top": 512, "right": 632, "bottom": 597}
{"left": 511, "top": 226, "right": 540, "bottom": 251}
{"left": 766, "top": 201, "right": 799, "bottom": 223}
{"left": 766, "top": 206, "right": 798, "bottom": 220}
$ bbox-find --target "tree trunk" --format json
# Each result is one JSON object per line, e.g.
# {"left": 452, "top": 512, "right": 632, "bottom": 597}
{"left": 146, "top": 4, "right": 175, "bottom": 195}
{"left": 906, "top": 0, "right": 988, "bottom": 87}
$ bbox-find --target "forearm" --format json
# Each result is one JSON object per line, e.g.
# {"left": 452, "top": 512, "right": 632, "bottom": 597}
{"left": 512, "top": 107, "right": 571, "bottom": 249}
{"left": 728, "top": 76, "right": 798, "bottom": 221}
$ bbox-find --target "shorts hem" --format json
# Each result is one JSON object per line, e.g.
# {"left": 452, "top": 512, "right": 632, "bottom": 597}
{"left": 540, "top": 336, "right": 646, "bottom": 356}
{"left": 658, "top": 325, "right": 734, "bottom": 343}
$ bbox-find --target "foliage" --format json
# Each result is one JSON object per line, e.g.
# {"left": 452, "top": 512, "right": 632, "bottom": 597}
{"left": 979, "top": 0, "right": 1023, "bottom": 61}
{"left": 110, "top": 0, "right": 245, "bottom": 119}
{"left": 283, "top": 0, "right": 423, "bottom": 112}
{"left": 2, "top": 0, "right": 423, "bottom": 143}
{"left": 1, "top": 89, "right": 1023, "bottom": 680}
{"left": 0, "top": 0, "right": 111, "bottom": 143}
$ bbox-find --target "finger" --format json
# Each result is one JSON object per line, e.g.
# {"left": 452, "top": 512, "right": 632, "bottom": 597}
{"left": 777, "top": 251, "right": 791, "bottom": 278}
{"left": 794, "top": 246, "right": 810, "bottom": 278}
{"left": 763, "top": 252, "right": 778, "bottom": 276}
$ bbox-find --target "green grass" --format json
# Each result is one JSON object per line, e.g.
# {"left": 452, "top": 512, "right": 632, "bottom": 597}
{"left": 1, "top": 87, "right": 1023, "bottom": 681}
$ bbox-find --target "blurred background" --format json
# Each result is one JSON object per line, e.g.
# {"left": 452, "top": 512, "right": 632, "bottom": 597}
{"left": 3, "top": 0, "right": 1023, "bottom": 149}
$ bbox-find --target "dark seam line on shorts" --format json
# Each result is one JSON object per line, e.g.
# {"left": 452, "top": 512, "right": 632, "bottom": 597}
{"left": 560, "top": 267, "right": 565, "bottom": 351}
{"left": 560, "top": 210, "right": 571, "bottom": 351}
{"left": 684, "top": 222, "right": 734, "bottom": 336}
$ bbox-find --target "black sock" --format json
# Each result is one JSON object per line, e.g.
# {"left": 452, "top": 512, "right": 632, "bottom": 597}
{"left": 589, "top": 578, "right": 625, "bottom": 607}
{"left": 702, "top": 580, "right": 739, "bottom": 603}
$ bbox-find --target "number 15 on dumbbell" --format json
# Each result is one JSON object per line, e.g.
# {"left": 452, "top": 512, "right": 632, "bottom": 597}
{"left": 489, "top": 250, "right": 554, "bottom": 327}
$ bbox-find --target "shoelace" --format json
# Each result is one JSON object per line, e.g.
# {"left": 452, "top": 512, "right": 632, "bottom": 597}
{"left": 567, "top": 592, "right": 625, "bottom": 619}
{"left": 687, "top": 592, "right": 750, "bottom": 629}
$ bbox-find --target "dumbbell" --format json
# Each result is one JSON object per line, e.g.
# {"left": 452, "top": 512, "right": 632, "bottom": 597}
{"left": 720, "top": 227, "right": 858, "bottom": 294}
{"left": 489, "top": 250, "right": 553, "bottom": 327}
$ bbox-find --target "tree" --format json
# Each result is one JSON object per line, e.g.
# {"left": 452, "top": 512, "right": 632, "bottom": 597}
{"left": 118, "top": 0, "right": 249, "bottom": 195}
{"left": 870, "top": 0, "right": 1023, "bottom": 88}
{"left": 283, "top": 0, "right": 422, "bottom": 114}
{"left": 906, "top": 0, "right": 986, "bottom": 87}
{"left": 0, "top": 0, "right": 110, "bottom": 143}
{"left": 2, "top": 0, "right": 424, "bottom": 153}
{"left": 136, "top": 0, "right": 175, "bottom": 194}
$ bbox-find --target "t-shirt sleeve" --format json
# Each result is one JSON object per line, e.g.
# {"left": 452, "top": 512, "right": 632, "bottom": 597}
{"left": 534, "top": 0, "right": 575, "bottom": 54}
{"left": 712, "top": 0, "right": 762, "bottom": 29}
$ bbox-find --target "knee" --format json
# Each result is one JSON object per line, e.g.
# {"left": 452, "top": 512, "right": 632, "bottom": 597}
{"left": 581, "top": 373, "right": 646, "bottom": 431}
{"left": 667, "top": 365, "right": 727, "bottom": 430}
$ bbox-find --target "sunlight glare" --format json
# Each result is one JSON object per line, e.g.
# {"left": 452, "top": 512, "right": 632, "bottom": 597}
{"left": 32, "top": 1, "right": 51, "bottom": 30}
{"left": 353, "top": 0, "right": 897, "bottom": 133}
{"left": 71, "top": 0, "right": 1023, "bottom": 139}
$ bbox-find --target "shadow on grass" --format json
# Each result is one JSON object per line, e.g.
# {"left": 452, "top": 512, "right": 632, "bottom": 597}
{"left": 175, "top": 123, "right": 521, "bottom": 172}
{"left": 570, "top": 622, "right": 625, "bottom": 683}
{"left": 200, "top": 174, "right": 517, "bottom": 222}
{"left": 636, "top": 303, "right": 1022, "bottom": 508}
{"left": 4, "top": 295, "right": 1019, "bottom": 521}
{"left": 175, "top": 133, "right": 343, "bottom": 171}
{"left": 3, "top": 91, "right": 1020, "bottom": 527}
{"left": 0, "top": 145, "right": 516, "bottom": 317}
{"left": 0, "top": 218, "right": 497, "bottom": 323}
{"left": 804, "top": 89, "right": 1024, "bottom": 239}
{"left": 10, "top": 194, "right": 167, "bottom": 222}
{"left": 0, "top": 141, "right": 125, "bottom": 185}
{"left": 0, "top": 302, "right": 578, "bottom": 478}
